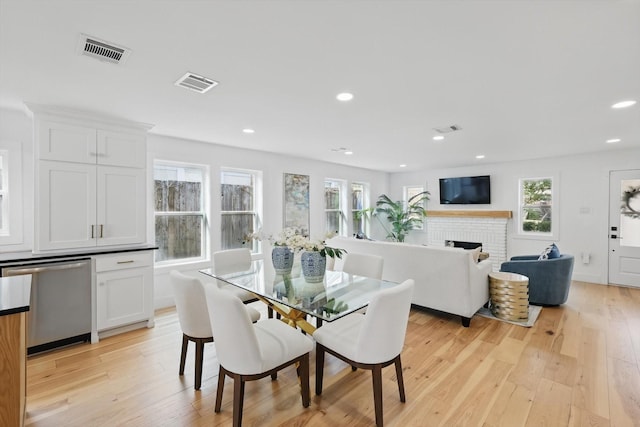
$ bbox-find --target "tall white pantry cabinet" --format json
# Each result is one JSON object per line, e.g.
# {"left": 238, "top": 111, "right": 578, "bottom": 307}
{"left": 28, "top": 104, "right": 155, "bottom": 339}
{"left": 30, "top": 105, "right": 151, "bottom": 251}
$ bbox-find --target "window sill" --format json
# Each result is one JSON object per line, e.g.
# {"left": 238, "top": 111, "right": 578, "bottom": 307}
{"left": 512, "top": 232, "right": 557, "bottom": 242}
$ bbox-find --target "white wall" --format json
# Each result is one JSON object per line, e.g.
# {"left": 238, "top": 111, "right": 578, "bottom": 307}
{"left": 388, "top": 148, "right": 640, "bottom": 284}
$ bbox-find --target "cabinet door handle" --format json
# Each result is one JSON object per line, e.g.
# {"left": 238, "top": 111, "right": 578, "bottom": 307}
{"left": 99, "top": 224, "right": 104, "bottom": 238}
{"left": 91, "top": 225, "right": 95, "bottom": 239}
{"left": 117, "top": 260, "right": 135, "bottom": 264}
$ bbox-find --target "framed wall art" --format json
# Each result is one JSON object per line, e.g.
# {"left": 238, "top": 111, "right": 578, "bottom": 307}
{"left": 283, "top": 173, "right": 310, "bottom": 235}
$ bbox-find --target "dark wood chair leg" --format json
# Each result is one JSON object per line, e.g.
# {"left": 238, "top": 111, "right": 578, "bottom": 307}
{"left": 299, "top": 355, "right": 311, "bottom": 407}
{"left": 315, "top": 344, "right": 325, "bottom": 395}
{"left": 372, "top": 364, "right": 384, "bottom": 427}
{"left": 395, "top": 356, "right": 406, "bottom": 402}
{"left": 194, "top": 338, "right": 205, "bottom": 390}
{"left": 179, "top": 335, "right": 188, "bottom": 375}
{"left": 215, "top": 366, "right": 225, "bottom": 413}
{"left": 267, "top": 306, "right": 274, "bottom": 318}
{"left": 271, "top": 373, "right": 277, "bottom": 380}
{"left": 232, "top": 374, "right": 245, "bottom": 427}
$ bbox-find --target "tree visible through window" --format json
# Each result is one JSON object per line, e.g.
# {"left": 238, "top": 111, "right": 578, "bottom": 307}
{"left": 154, "top": 163, "right": 206, "bottom": 263}
{"left": 520, "top": 177, "right": 552, "bottom": 233}
{"left": 405, "top": 185, "right": 426, "bottom": 230}
{"left": 221, "top": 169, "right": 257, "bottom": 250}
{"left": 325, "top": 180, "right": 345, "bottom": 235}
{"left": 351, "top": 182, "right": 369, "bottom": 237}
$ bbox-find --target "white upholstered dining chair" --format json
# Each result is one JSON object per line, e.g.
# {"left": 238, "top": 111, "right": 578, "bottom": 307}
{"left": 170, "top": 270, "right": 260, "bottom": 390}
{"left": 313, "top": 279, "right": 415, "bottom": 427}
{"left": 204, "top": 281, "right": 313, "bottom": 427}
{"left": 212, "top": 248, "right": 259, "bottom": 304}
{"left": 342, "top": 252, "right": 384, "bottom": 279}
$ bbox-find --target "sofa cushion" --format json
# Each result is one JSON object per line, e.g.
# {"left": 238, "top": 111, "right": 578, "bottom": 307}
{"left": 538, "top": 243, "right": 560, "bottom": 260}
{"left": 466, "top": 247, "right": 482, "bottom": 263}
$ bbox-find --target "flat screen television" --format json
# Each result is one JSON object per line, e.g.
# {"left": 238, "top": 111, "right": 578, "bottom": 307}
{"left": 439, "top": 175, "right": 491, "bottom": 205}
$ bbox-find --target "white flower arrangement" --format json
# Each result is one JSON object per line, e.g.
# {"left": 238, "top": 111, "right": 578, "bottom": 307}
{"left": 246, "top": 228, "right": 345, "bottom": 258}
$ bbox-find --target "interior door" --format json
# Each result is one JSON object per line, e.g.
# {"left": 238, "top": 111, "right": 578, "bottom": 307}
{"left": 609, "top": 169, "right": 640, "bottom": 287}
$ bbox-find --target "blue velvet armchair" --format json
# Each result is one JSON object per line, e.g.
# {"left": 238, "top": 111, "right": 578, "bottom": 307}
{"left": 500, "top": 254, "right": 574, "bottom": 306}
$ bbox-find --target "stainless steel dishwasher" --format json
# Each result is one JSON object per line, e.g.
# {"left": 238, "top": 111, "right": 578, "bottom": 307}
{"left": 1, "top": 258, "right": 92, "bottom": 354}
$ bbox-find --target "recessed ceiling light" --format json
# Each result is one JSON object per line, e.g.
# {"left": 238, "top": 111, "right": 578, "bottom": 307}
{"left": 433, "top": 135, "right": 445, "bottom": 141}
{"left": 336, "top": 92, "right": 354, "bottom": 102}
{"left": 475, "top": 154, "right": 485, "bottom": 159}
{"left": 611, "top": 100, "right": 636, "bottom": 109}
{"left": 344, "top": 151, "right": 353, "bottom": 155}
{"left": 399, "top": 164, "right": 407, "bottom": 168}
{"left": 242, "top": 128, "right": 255, "bottom": 134}
{"left": 606, "top": 138, "right": 621, "bottom": 143}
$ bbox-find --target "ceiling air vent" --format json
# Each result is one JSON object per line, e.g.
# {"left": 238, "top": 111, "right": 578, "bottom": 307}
{"left": 174, "top": 72, "right": 219, "bottom": 94}
{"left": 433, "top": 124, "right": 463, "bottom": 134}
{"left": 77, "top": 34, "right": 131, "bottom": 65}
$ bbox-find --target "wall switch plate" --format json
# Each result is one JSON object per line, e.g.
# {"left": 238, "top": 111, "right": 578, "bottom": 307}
{"left": 581, "top": 252, "right": 590, "bottom": 264}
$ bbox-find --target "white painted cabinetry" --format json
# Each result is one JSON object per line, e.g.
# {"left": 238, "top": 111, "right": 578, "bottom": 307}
{"left": 30, "top": 104, "right": 152, "bottom": 251}
{"left": 94, "top": 251, "right": 154, "bottom": 334}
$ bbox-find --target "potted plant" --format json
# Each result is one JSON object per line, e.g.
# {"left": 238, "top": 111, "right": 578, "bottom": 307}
{"left": 372, "top": 191, "right": 430, "bottom": 242}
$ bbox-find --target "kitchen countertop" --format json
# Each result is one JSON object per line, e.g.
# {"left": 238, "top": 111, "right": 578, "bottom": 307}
{"left": 0, "top": 245, "right": 159, "bottom": 266}
{"left": 0, "top": 275, "right": 32, "bottom": 316}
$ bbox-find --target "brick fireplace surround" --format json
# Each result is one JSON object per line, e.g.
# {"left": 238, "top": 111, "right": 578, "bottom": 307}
{"left": 425, "top": 210, "right": 512, "bottom": 272}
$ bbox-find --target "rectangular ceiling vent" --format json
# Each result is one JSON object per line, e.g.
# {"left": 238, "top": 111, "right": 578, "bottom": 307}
{"left": 433, "top": 124, "right": 463, "bottom": 134}
{"left": 77, "top": 34, "right": 131, "bottom": 65}
{"left": 174, "top": 72, "right": 219, "bottom": 94}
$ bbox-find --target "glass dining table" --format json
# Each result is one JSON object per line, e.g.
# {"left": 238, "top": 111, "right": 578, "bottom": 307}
{"left": 200, "top": 260, "right": 397, "bottom": 334}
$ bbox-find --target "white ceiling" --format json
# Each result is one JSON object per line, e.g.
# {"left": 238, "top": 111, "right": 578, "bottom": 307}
{"left": 1, "top": 0, "right": 639, "bottom": 172}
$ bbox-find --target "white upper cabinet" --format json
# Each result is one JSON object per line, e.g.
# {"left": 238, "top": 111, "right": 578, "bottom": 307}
{"left": 29, "top": 104, "right": 153, "bottom": 252}
{"left": 37, "top": 121, "right": 146, "bottom": 169}
{"left": 97, "top": 130, "right": 146, "bottom": 168}
{"left": 37, "top": 121, "right": 97, "bottom": 163}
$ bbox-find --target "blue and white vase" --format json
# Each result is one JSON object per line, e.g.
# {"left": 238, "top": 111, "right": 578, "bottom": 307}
{"left": 272, "top": 246, "right": 294, "bottom": 274}
{"left": 301, "top": 251, "right": 326, "bottom": 283}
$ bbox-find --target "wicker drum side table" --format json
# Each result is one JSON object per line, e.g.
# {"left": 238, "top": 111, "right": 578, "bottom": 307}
{"left": 489, "top": 271, "right": 529, "bottom": 322}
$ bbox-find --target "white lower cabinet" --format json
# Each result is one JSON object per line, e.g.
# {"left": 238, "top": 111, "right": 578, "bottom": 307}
{"left": 95, "top": 251, "right": 154, "bottom": 333}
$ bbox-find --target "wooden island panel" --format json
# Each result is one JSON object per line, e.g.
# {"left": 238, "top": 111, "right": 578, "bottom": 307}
{"left": 0, "top": 311, "right": 27, "bottom": 427}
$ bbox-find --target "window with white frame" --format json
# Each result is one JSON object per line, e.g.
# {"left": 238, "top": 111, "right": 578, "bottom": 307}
{"left": 351, "top": 182, "right": 369, "bottom": 237}
{"left": 0, "top": 150, "right": 8, "bottom": 236}
{"left": 154, "top": 162, "right": 207, "bottom": 264}
{"left": 0, "top": 142, "right": 23, "bottom": 245}
{"left": 221, "top": 169, "right": 259, "bottom": 251}
{"left": 325, "top": 179, "right": 346, "bottom": 235}
{"left": 519, "top": 177, "right": 553, "bottom": 235}
{"left": 404, "top": 185, "right": 426, "bottom": 230}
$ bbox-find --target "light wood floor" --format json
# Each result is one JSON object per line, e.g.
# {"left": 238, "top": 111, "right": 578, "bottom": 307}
{"left": 25, "top": 281, "right": 640, "bottom": 427}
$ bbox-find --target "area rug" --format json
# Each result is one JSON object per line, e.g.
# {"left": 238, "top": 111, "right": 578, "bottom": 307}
{"left": 476, "top": 305, "right": 542, "bottom": 327}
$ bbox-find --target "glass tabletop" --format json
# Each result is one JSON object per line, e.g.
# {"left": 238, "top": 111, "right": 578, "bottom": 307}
{"left": 200, "top": 260, "right": 397, "bottom": 322}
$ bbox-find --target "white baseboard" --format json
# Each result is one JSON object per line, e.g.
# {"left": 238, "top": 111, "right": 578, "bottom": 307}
{"left": 154, "top": 295, "right": 175, "bottom": 310}
{"left": 572, "top": 273, "right": 606, "bottom": 284}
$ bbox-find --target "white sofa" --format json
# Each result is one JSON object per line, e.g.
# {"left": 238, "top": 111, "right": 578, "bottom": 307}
{"left": 326, "top": 237, "right": 492, "bottom": 327}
